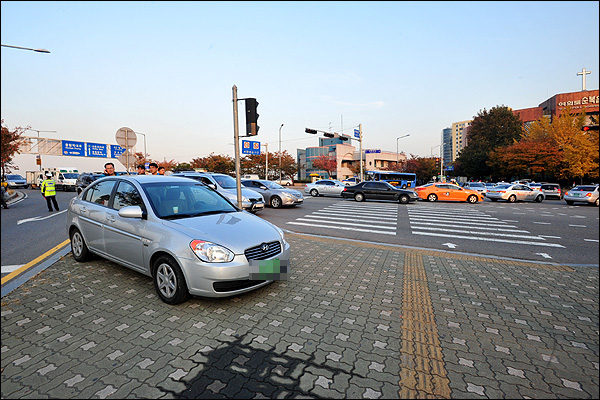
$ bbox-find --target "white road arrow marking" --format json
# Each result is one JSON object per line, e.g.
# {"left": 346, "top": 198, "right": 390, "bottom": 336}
{"left": 17, "top": 210, "right": 67, "bottom": 225}
{"left": 442, "top": 243, "right": 457, "bottom": 249}
{"left": 536, "top": 253, "right": 553, "bottom": 259}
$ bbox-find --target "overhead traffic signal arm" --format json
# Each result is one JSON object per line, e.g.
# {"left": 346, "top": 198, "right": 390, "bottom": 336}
{"left": 305, "top": 127, "right": 349, "bottom": 140}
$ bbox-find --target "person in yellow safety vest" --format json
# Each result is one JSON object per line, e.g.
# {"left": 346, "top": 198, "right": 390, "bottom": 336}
{"left": 41, "top": 172, "right": 60, "bottom": 212}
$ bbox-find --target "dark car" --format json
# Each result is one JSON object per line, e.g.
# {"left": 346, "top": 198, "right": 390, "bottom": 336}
{"left": 341, "top": 181, "right": 418, "bottom": 204}
{"left": 76, "top": 172, "right": 104, "bottom": 194}
{"left": 540, "top": 183, "right": 562, "bottom": 200}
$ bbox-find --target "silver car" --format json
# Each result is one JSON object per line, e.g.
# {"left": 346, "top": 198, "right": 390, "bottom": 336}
{"left": 486, "top": 184, "right": 545, "bottom": 203}
{"left": 67, "top": 175, "right": 291, "bottom": 304}
{"left": 463, "top": 182, "right": 488, "bottom": 196}
{"left": 242, "top": 179, "right": 304, "bottom": 208}
{"left": 304, "top": 179, "right": 346, "bottom": 197}
{"left": 171, "top": 172, "right": 265, "bottom": 212}
{"left": 563, "top": 185, "right": 599, "bottom": 206}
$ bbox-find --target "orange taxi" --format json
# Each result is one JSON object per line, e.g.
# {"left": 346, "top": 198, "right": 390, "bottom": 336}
{"left": 414, "top": 183, "right": 485, "bottom": 203}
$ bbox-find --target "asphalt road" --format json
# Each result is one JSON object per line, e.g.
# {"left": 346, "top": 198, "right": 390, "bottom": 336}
{"left": 258, "top": 193, "right": 600, "bottom": 266}
{"left": 1, "top": 188, "right": 598, "bottom": 281}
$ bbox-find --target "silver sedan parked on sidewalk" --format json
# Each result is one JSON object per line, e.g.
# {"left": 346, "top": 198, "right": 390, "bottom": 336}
{"left": 67, "top": 175, "right": 291, "bottom": 304}
{"left": 242, "top": 179, "right": 304, "bottom": 208}
{"left": 486, "top": 183, "right": 545, "bottom": 203}
{"left": 304, "top": 179, "right": 346, "bottom": 197}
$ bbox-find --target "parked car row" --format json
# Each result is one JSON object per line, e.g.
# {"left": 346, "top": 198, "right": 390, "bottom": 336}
{"left": 303, "top": 179, "right": 598, "bottom": 206}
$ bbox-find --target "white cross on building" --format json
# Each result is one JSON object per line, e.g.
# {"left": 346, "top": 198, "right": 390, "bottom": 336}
{"left": 577, "top": 68, "right": 591, "bottom": 91}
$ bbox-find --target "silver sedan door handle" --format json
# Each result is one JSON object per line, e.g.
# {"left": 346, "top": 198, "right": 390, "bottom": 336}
{"left": 106, "top": 215, "right": 116, "bottom": 222}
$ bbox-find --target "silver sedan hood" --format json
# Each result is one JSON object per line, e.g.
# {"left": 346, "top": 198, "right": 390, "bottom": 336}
{"left": 161, "top": 211, "right": 281, "bottom": 254}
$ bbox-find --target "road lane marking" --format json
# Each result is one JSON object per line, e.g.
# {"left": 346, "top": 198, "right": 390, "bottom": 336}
{"left": 568, "top": 224, "right": 586, "bottom": 227}
{"left": 294, "top": 218, "right": 396, "bottom": 230}
{"left": 17, "top": 210, "right": 67, "bottom": 225}
{"left": 302, "top": 215, "right": 397, "bottom": 225}
{"left": 584, "top": 239, "right": 599, "bottom": 242}
{"left": 410, "top": 221, "right": 525, "bottom": 232}
{"left": 533, "top": 222, "right": 552, "bottom": 225}
{"left": 287, "top": 221, "right": 396, "bottom": 235}
{"left": 411, "top": 231, "right": 564, "bottom": 247}
{"left": 536, "top": 253, "right": 553, "bottom": 259}
{"left": 411, "top": 226, "right": 547, "bottom": 240}
{"left": 1, "top": 265, "right": 25, "bottom": 274}
{"left": 1, "top": 239, "right": 71, "bottom": 285}
{"left": 313, "top": 211, "right": 397, "bottom": 221}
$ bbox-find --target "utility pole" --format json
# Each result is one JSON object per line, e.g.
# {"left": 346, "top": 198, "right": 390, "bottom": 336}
{"left": 279, "top": 124, "right": 284, "bottom": 183}
{"left": 359, "top": 124, "right": 363, "bottom": 182}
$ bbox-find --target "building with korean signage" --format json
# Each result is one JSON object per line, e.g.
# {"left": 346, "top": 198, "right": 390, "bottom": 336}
{"left": 513, "top": 89, "right": 599, "bottom": 127}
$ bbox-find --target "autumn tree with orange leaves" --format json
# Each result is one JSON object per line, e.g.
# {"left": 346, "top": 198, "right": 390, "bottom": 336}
{"left": 1, "top": 119, "right": 29, "bottom": 176}
{"left": 488, "top": 106, "right": 598, "bottom": 183}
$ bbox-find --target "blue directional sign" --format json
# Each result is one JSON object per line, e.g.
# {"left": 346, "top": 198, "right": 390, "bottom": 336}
{"left": 110, "top": 144, "right": 127, "bottom": 158}
{"left": 86, "top": 142, "right": 108, "bottom": 158}
{"left": 242, "top": 140, "right": 261, "bottom": 155}
{"left": 354, "top": 129, "right": 360, "bottom": 138}
{"left": 62, "top": 140, "right": 85, "bottom": 156}
{"left": 365, "top": 149, "right": 381, "bottom": 154}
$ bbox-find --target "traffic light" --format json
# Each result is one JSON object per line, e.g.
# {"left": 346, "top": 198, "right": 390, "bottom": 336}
{"left": 323, "top": 132, "right": 335, "bottom": 138}
{"left": 339, "top": 135, "right": 349, "bottom": 141}
{"left": 582, "top": 125, "right": 599, "bottom": 131}
{"left": 245, "top": 98, "right": 259, "bottom": 136}
{"left": 434, "top": 157, "right": 440, "bottom": 168}
{"left": 305, "top": 128, "right": 318, "bottom": 134}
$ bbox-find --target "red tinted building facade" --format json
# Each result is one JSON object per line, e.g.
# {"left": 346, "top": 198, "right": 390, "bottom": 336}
{"left": 513, "top": 90, "right": 599, "bottom": 126}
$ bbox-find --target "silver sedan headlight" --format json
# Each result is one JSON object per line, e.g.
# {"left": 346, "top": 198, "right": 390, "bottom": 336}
{"left": 190, "top": 240, "right": 234, "bottom": 263}
{"left": 273, "top": 225, "right": 287, "bottom": 246}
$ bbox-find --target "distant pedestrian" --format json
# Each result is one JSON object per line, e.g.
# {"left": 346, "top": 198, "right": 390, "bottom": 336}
{"left": 41, "top": 172, "right": 59, "bottom": 212}
{"left": 148, "top": 162, "right": 159, "bottom": 175}
{"left": 1, "top": 184, "right": 9, "bottom": 209}
{"left": 158, "top": 166, "right": 166, "bottom": 175}
{"left": 103, "top": 162, "right": 117, "bottom": 177}
{"left": 137, "top": 165, "right": 146, "bottom": 175}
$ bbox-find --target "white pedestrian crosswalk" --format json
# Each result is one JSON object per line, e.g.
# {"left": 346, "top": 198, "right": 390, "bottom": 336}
{"left": 407, "top": 205, "right": 564, "bottom": 248}
{"left": 287, "top": 202, "right": 399, "bottom": 235}
{"left": 287, "top": 201, "right": 565, "bottom": 248}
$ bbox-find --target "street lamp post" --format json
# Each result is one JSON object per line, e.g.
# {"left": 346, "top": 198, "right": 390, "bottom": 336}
{"left": 26, "top": 129, "right": 57, "bottom": 171}
{"left": 396, "top": 134, "right": 410, "bottom": 167}
{"left": 278, "top": 123, "right": 284, "bottom": 183}
{"left": 1, "top": 44, "right": 50, "bottom": 53}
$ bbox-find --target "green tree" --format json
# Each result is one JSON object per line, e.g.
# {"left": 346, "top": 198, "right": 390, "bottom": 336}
{"left": 1, "top": 120, "right": 29, "bottom": 177}
{"left": 405, "top": 154, "right": 437, "bottom": 183}
{"left": 190, "top": 153, "right": 234, "bottom": 174}
{"left": 456, "top": 106, "right": 523, "bottom": 179}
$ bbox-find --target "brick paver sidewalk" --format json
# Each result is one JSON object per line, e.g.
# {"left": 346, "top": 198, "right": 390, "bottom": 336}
{"left": 1, "top": 233, "right": 598, "bottom": 398}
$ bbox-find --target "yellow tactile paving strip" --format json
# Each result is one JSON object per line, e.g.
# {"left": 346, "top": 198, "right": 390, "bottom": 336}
{"left": 287, "top": 232, "right": 576, "bottom": 398}
{"left": 399, "top": 252, "right": 451, "bottom": 398}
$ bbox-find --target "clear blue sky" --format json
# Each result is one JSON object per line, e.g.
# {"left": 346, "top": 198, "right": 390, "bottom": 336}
{"left": 2, "top": 1, "right": 599, "bottom": 172}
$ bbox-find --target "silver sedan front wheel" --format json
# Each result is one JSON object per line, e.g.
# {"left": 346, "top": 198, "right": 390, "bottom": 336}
{"left": 153, "top": 256, "right": 188, "bottom": 305}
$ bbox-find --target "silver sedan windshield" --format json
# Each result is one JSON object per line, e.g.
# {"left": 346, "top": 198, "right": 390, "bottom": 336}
{"left": 142, "top": 182, "right": 237, "bottom": 219}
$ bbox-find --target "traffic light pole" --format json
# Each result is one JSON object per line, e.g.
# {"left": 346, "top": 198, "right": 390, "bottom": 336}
{"left": 232, "top": 85, "right": 242, "bottom": 209}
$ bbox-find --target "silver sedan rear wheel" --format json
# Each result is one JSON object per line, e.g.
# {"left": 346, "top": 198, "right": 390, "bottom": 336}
{"left": 310, "top": 189, "right": 319, "bottom": 197}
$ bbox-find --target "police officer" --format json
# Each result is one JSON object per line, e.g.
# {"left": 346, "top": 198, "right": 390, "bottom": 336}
{"left": 41, "top": 172, "right": 60, "bottom": 212}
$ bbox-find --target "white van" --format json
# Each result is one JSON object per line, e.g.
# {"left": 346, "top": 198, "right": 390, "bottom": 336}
{"left": 242, "top": 174, "right": 260, "bottom": 180}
